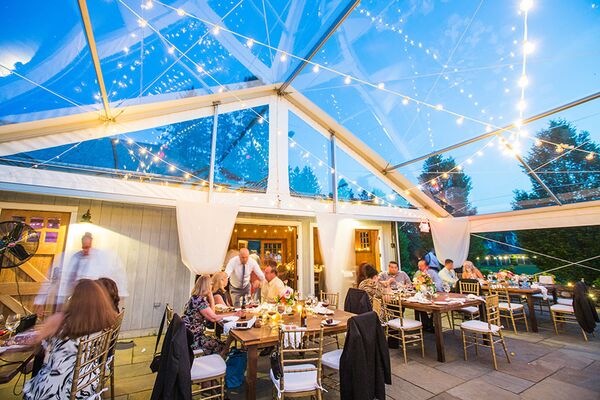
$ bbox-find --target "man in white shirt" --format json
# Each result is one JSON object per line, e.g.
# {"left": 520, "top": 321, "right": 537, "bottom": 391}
{"left": 438, "top": 259, "right": 459, "bottom": 289}
{"left": 225, "top": 247, "right": 265, "bottom": 306}
{"left": 261, "top": 263, "right": 286, "bottom": 303}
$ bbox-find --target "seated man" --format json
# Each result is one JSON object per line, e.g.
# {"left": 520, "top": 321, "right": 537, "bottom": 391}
{"left": 438, "top": 259, "right": 459, "bottom": 289}
{"left": 414, "top": 260, "right": 443, "bottom": 292}
{"left": 379, "top": 261, "right": 411, "bottom": 289}
{"left": 261, "top": 261, "right": 286, "bottom": 303}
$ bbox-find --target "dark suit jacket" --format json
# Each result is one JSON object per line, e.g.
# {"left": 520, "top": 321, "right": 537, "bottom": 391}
{"left": 151, "top": 313, "right": 194, "bottom": 400}
{"left": 344, "top": 288, "right": 373, "bottom": 314}
{"left": 340, "top": 311, "right": 391, "bottom": 400}
{"left": 573, "top": 281, "right": 599, "bottom": 334}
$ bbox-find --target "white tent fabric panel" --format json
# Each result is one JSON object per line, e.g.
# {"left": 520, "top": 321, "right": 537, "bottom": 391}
{"left": 430, "top": 217, "right": 471, "bottom": 267}
{"left": 315, "top": 213, "right": 356, "bottom": 302}
{"left": 176, "top": 201, "right": 238, "bottom": 275}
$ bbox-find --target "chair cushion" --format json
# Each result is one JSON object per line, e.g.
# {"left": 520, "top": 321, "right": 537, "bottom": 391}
{"left": 499, "top": 302, "right": 524, "bottom": 310}
{"left": 270, "top": 364, "right": 319, "bottom": 393}
{"left": 460, "top": 320, "right": 501, "bottom": 333}
{"left": 557, "top": 298, "right": 573, "bottom": 306}
{"left": 551, "top": 304, "right": 574, "bottom": 313}
{"left": 532, "top": 293, "right": 548, "bottom": 299}
{"left": 387, "top": 318, "right": 422, "bottom": 330}
{"left": 193, "top": 348, "right": 204, "bottom": 357}
{"left": 191, "top": 354, "right": 226, "bottom": 381}
{"left": 322, "top": 349, "right": 342, "bottom": 370}
{"left": 460, "top": 306, "right": 480, "bottom": 314}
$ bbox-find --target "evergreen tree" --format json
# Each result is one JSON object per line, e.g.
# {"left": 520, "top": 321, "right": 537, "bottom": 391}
{"left": 337, "top": 178, "right": 355, "bottom": 201}
{"left": 418, "top": 154, "right": 477, "bottom": 216}
{"left": 289, "top": 165, "right": 322, "bottom": 196}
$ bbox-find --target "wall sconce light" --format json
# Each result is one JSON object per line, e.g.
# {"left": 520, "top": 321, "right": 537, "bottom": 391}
{"left": 81, "top": 209, "right": 93, "bottom": 223}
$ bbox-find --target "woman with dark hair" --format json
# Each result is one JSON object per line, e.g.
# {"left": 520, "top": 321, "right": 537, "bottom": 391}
{"left": 358, "top": 264, "right": 381, "bottom": 303}
{"left": 97, "top": 277, "right": 120, "bottom": 312}
{"left": 23, "top": 279, "right": 117, "bottom": 399}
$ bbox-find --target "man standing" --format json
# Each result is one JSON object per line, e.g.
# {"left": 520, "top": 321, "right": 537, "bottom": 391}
{"left": 261, "top": 262, "right": 286, "bottom": 303}
{"left": 438, "top": 259, "right": 459, "bottom": 289}
{"left": 379, "top": 261, "right": 411, "bottom": 289}
{"left": 225, "top": 247, "right": 265, "bottom": 306}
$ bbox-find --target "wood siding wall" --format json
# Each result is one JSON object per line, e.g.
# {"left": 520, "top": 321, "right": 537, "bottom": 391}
{"left": 0, "top": 191, "right": 192, "bottom": 334}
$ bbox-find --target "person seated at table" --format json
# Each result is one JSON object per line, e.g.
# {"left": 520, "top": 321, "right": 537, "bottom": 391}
{"left": 23, "top": 279, "right": 117, "bottom": 400}
{"left": 358, "top": 264, "right": 382, "bottom": 303}
{"left": 461, "top": 260, "right": 484, "bottom": 279}
{"left": 97, "top": 277, "right": 121, "bottom": 313}
{"left": 414, "top": 259, "right": 444, "bottom": 292}
{"left": 261, "top": 260, "right": 286, "bottom": 303}
{"left": 211, "top": 271, "right": 232, "bottom": 306}
{"left": 182, "top": 275, "right": 240, "bottom": 357}
{"left": 438, "top": 259, "right": 459, "bottom": 289}
{"left": 379, "top": 261, "right": 411, "bottom": 289}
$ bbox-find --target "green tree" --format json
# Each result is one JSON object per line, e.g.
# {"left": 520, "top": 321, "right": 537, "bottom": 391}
{"left": 512, "top": 120, "right": 600, "bottom": 283}
{"left": 337, "top": 178, "right": 355, "bottom": 201}
{"left": 289, "top": 165, "right": 322, "bottom": 196}
{"left": 419, "top": 154, "right": 477, "bottom": 216}
{"left": 397, "top": 222, "right": 434, "bottom": 276}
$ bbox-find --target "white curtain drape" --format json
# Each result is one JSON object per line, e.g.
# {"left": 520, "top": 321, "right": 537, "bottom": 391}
{"left": 176, "top": 201, "right": 238, "bottom": 275}
{"left": 315, "top": 213, "right": 356, "bottom": 301}
{"left": 430, "top": 217, "right": 471, "bottom": 267}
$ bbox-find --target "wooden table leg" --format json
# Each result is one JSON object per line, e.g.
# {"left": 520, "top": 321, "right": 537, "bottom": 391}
{"left": 432, "top": 311, "right": 446, "bottom": 362}
{"left": 526, "top": 294, "right": 538, "bottom": 332}
{"left": 245, "top": 345, "right": 258, "bottom": 400}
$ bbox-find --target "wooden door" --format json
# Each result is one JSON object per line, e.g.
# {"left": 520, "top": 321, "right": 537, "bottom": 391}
{"left": 354, "top": 229, "right": 381, "bottom": 271}
{"left": 0, "top": 209, "right": 71, "bottom": 316}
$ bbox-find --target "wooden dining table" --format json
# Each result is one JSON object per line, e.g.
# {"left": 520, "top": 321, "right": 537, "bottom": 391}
{"left": 223, "top": 308, "right": 354, "bottom": 400}
{"left": 399, "top": 292, "right": 485, "bottom": 363}
{"left": 0, "top": 348, "right": 34, "bottom": 384}
{"left": 480, "top": 285, "right": 544, "bottom": 332}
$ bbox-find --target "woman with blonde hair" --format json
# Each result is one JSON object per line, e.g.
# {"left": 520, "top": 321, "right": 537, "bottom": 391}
{"left": 23, "top": 279, "right": 117, "bottom": 399}
{"left": 182, "top": 275, "right": 240, "bottom": 356}
{"left": 461, "top": 260, "right": 484, "bottom": 279}
{"left": 211, "top": 271, "right": 232, "bottom": 306}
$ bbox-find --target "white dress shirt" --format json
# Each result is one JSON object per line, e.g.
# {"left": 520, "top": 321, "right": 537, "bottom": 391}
{"left": 224, "top": 256, "right": 265, "bottom": 289}
{"left": 438, "top": 267, "right": 458, "bottom": 287}
{"left": 261, "top": 276, "right": 286, "bottom": 302}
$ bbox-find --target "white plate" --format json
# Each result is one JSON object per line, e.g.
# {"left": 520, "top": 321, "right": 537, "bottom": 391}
{"left": 317, "top": 309, "right": 334, "bottom": 315}
{"left": 321, "top": 320, "right": 341, "bottom": 327}
{"left": 222, "top": 316, "right": 240, "bottom": 323}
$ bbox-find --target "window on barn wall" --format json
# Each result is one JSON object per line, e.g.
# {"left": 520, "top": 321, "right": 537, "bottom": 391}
{"left": 288, "top": 111, "right": 333, "bottom": 200}
{"left": 214, "top": 105, "right": 269, "bottom": 192}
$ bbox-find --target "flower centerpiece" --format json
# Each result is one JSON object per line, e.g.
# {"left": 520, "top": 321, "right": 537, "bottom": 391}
{"left": 413, "top": 272, "right": 436, "bottom": 295}
{"left": 275, "top": 287, "right": 296, "bottom": 313}
{"left": 494, "top": 269, "right": 515, "bottom": 283}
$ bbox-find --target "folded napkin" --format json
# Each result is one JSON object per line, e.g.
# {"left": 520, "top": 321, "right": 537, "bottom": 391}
{"left": 531, "top": 283, "right": 548, "bottom": 300}
{"left": 281, "top": 326, "right": 306, "bottom": 349}
{"left": 466, "top": 294, "right": 485, "bottom": 302}
{"left": 406, "top": 292, "right": 432, "bottom": 304}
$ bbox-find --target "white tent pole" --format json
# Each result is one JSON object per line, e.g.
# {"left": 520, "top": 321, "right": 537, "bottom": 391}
{"left": 330, "top": 132, "right": 338, "bottom": 213}
{"left": 208, "top": 102, "right": 220, "bottom": 202}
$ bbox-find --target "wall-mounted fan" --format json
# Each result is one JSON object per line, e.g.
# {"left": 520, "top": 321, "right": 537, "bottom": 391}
{"left": 0, "top": 221, "right": 40, "bottom": 269}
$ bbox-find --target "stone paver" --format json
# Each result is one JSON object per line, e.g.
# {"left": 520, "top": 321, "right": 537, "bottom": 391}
{"left": 479, "top": 370, "right": 535, "bottom": 394}
{"left": 386, "top": 377, "right": 434, "bottom": 400}
{"left": 521, "top": 377, "right": 599, "bottom": 400}
{"left": 447, "top": 378, "right": 520, "bottom": 400}
{"left": 435, "top": 360, "right": 492, "bottom": 380}
{"left": 392, "top": 361, "right": 464, "bottom": 395}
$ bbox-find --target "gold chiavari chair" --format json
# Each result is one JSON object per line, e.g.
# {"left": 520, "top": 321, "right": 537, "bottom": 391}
{"left": 489, "top": 285, "right": 529, "bottom": 333}
{"left": 550, "top": 303, "right": 588, "bottom": 341}
{"left": 271, "top": 327, "right": 325, "bottom": 399}
{"left": 382, "top": 296, "right": 424, "bottom": 364}
{"left": 191, "top": 354, "right": 226, "bottom": 400}
{"left": 460, "top": 294, "right": 511, "bottom": 370}
{"left": 319, "top": 291, "right": 339, "bottom": 310}
{"left": 451, "top": 281, "right": 481, "bottom": 328}
{"left": 104, "top": 311, "right": 125, "bottom": 400}
{"left": 70, "top": 329, "right": 112, "bottom": 400}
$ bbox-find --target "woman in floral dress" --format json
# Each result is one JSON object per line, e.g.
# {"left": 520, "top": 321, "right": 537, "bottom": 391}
{"left": 182, "top": 275, "right": 238, "bottom": 356}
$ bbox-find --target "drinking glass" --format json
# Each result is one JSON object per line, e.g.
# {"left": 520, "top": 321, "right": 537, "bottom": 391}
{"left": 6, "top": 314, "right": 21, "bottom": 339}
{"left": 442, "top": 283, "right": 451, "bottom": 294}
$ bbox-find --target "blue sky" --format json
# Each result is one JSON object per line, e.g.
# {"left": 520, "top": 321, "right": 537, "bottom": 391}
{"left": 1, "top": 0, "right": 598, "bottom": 214}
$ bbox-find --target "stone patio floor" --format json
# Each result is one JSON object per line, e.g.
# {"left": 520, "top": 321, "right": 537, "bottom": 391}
{"left": 1, "top": 311, "right": 598, "bottom": 399}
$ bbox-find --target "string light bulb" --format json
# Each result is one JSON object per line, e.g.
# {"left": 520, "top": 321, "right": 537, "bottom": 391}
{"left": 586, "top": 153, "right": 594, "bottom": 160}
{"left": 535, "top": 139, "right": 542, "bottom": 146}
{"left": 176, "top": 8, "right": 185, "bottom": 16}
{"left": 312, "top": 64, "right": 320, "bottom": 73}
{"left": 246, "top": 38, "right": 254, "bottom": 48}
{"left": 344, "top": 75, "right": 352, "bottom": 84}
{"left": 456, "top": 117, "right": 464, "bottom": 125}
{"left": 435, "top": 104, "right": 444, "bottom": 111}
{"left": 212, "top": 25, "right": 221, "bottom": 35}
{"left": 518, "top": 76, "right": 529, "bottom": 87}
{"left": 280, "top": 52, "right": 287, "bottom": 62}
{"left": 402, "top": 97, "right": 409, "bottom": 105}
{"left": 520, "top": 0, "right": 533, "bottom": 12}
{"left": 523, "top": 41, "right": 535, "bottom": 54}
{"left": 377, "top": 83, "right": 385, "bottom": 89}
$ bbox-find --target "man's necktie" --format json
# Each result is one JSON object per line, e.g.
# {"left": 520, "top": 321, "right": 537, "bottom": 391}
{"left": 241, "top": 263, "right": 246, "bottom": 287}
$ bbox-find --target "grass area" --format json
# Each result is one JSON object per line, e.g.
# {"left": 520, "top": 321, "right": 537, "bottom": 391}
{"left": 478, "top": 264, "right": 541, "bottom": 275}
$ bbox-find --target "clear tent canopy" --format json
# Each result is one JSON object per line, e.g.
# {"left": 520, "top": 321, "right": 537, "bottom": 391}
{"left": 0, "top": 0, "right": 599, "bottom": 217}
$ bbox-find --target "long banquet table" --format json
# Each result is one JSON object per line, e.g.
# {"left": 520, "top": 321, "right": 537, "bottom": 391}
{"left": 480, "top": 285, "right": 544, "bottom": 332}
{"left": 223, "top": 308, "right": 354, "bottom": 400}
{"left": 399, "top": 292, "right": 485, "bottom": 362}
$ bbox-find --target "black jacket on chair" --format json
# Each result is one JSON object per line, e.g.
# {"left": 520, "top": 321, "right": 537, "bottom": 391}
{"left": 344, "top": 288, "right": 373, "bottom": 314}
{"left": 340, "top": 311, "right": 391, "bottom": 400}
{"left": 151, "top": 313, "right": 194, "bottom": 400}
{"left": 573, "top": 281, "right": 599, "bottom": 334}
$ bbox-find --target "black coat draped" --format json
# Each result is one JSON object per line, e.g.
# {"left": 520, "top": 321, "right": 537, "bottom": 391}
{"left": 340, "top": 311, "right": 391, "bottom": 400}
{"left": 573, "top": 281, "right": 599, "bottom": 334}
{"left": 344, "top": 288, "right": 373, "bottom": 315}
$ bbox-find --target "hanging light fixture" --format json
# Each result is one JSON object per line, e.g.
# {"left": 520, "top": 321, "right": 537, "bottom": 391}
{"left": 419, "top": 218, "right": 430, "bottom": 233}
{"left": 80, "top": 209, "right": 93, "bottom": 223}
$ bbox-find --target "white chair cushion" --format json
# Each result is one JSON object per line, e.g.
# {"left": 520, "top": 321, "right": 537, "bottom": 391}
{"left": 193, "top": 348, "right": 204, "bottom": 357}
{"left": 532, "top": 293, "right": 547, "bottom": 299}
{"left": 460, "top": 320, "right": 501, "bottom": 333}
{"left": 322, "top": 349, "right": 342, "bottom": 370}
{"left": 270, "top": 364, "right": 319, "bottom": 393}
{"left": 460, "top": 306, "right": 480, "bottom": 314}
{"left": 551, "top": 304, "right": 574, "bottom": 313}
{"left": 387, "top": 318, "right": 422, "bottom": 330}
{"left": 191, "top": 354, "right": 226, "bottom": 381}
{"left": 557, "top": 298, "right": 573, "bottom": 306}
{"left": 499, "top": 302, "right": 524, "bottom": 310}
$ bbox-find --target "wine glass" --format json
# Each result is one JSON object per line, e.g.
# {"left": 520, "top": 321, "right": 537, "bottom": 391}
{"left": 442, "top": 282, "right": 451, "bottom": 295}
{"left": 6, "top": 314, "right": 21, "bottom": 339}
